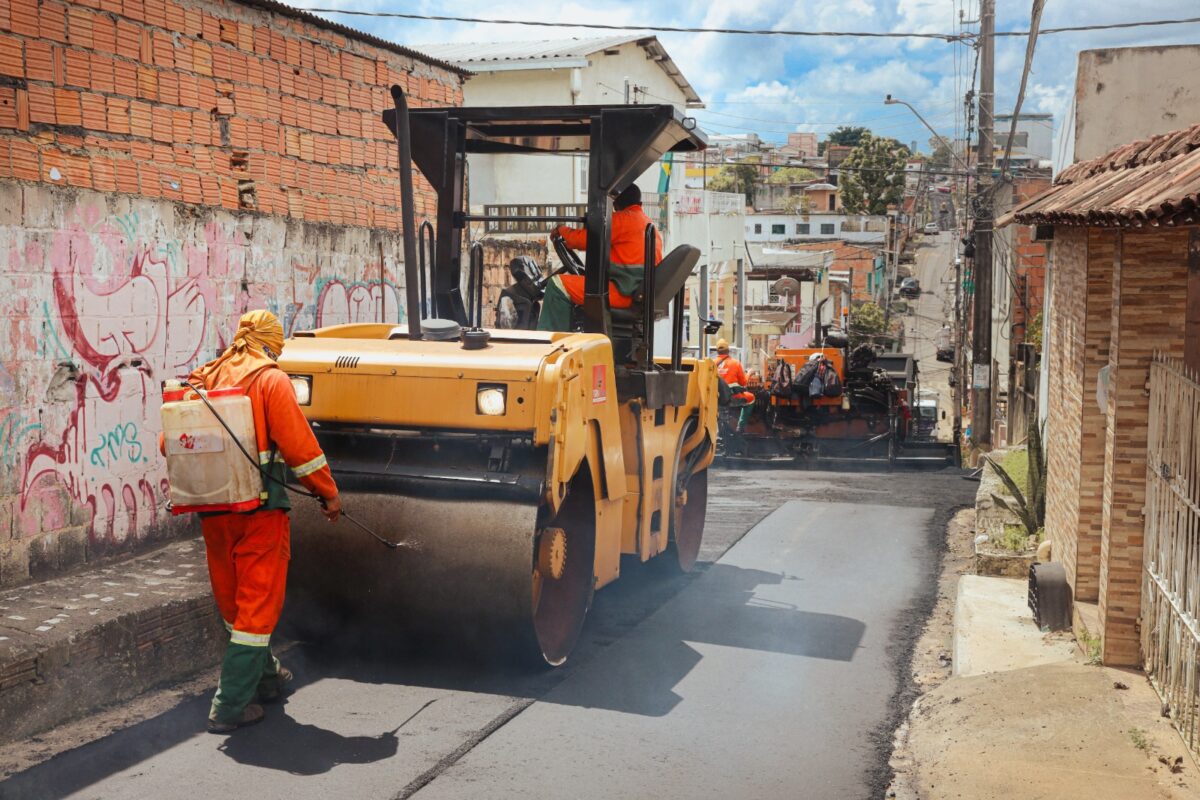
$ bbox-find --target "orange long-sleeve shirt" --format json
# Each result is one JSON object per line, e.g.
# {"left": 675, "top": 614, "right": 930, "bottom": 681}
{"left": 558, "top": 203, "right": 664, "bottom": 286}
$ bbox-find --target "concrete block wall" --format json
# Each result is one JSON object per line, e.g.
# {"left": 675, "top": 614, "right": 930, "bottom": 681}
{"left": 1044, "top": 227, "right": 1087, "bottom": 593}
{"left": 1097, "top": 228, "right": 1189, "bottom": 666}
{"left": 0, "top": 0, "right": 464, "bottom": 585}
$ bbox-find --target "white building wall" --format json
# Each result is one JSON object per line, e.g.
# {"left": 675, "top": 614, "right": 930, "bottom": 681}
{"left": 461, "top": 42, "right": 693, "bottom": 206}
{"left": 744, "top": 213, "right": 887, "bottom": 244}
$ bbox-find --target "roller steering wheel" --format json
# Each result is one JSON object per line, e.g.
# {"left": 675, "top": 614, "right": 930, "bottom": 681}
{"left": 540, "top": 232, "right": 585, "bottom": 291}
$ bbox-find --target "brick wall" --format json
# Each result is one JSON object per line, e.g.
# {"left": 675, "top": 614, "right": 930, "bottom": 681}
{"left": 1044, "top": 227, "right": 1087, "bottom": 594}
{"left": 0, "top": 0, "right": 462, "bottom": 223}
{"left": 0, "top": 0, "right": 464, "bottom": 585}
{"left": 1075, "top": 229, "right": 1116, "bottom": 601}
{"left": 1009, "top": 177, "right": 1050, "bottom": 352}
{"left": 1098, "top": 228, "right": 1189, "bottom": 666}
{"left": 477, "top": 236, "right": 547, "bottom": 327}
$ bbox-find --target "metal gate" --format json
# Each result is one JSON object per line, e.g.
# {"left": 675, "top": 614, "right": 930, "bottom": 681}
{"left": 1143, "top": 354, "right": 1200, "bottom": 755}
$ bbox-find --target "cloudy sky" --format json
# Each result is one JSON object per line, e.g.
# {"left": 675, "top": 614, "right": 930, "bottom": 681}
{"left": 306, "top": 0, "right": 1200, "bottom": 153}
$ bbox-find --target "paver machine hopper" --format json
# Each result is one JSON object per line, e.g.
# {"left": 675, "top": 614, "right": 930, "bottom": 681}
{"left": 277, "top": 87, "right": 718, "bottom": 666}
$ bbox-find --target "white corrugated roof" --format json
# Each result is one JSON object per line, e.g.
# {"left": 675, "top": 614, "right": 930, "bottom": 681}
{"left": 414, "top": 35, "right": 702, "bottom": 106}
{"left": 415, "top": 35, "right": 643, "bottom": 65}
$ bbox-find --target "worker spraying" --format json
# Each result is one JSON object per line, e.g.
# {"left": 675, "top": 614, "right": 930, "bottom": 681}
{"left": 714, "top": 339, "right": 755, "bottom": 432}
{"left": 537, "top": 184, "right": 662, "bottom": 331}
{"left": 162, "top": 310, "right": 341, "bottom": 734}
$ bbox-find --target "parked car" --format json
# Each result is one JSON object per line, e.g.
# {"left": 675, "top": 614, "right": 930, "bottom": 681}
{"left": 923, "top": 222, "right": 940, "bottom": 235}
{"left": 899, "top": 277, "right": 921, "bottom": 299}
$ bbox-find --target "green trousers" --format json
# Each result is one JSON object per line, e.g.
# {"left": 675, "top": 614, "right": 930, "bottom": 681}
{"left": 209, "top": 640, "right": 284, "bottom": 724}
{"left": 536, "top": 279, "right": 573, "bottom": 332}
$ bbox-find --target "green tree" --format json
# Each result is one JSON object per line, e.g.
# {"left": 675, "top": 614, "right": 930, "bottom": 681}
{"left": 707, "top": 158, "right": 760, "bottom": 206}
{"left": 781, "top": 193, "right": 811, "bottom": 214}
{"left": 768, "top": 166, "right": 816, "bottom": 185}
{"left": 819, "top": 126, "right": 870, "bottom": 155}
{"left": 839, "top": 134, "right": 910, "bottom": 215}
{"left": 848, "top": 301, "right": 887, "bottom": 348}
{"left": 928, "top": 141, "right": 954, "bottom": 171}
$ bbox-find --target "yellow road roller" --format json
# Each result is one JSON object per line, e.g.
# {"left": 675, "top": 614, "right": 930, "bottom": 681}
{"left": 277, "top": 87, "right": 717, "bottom": 666}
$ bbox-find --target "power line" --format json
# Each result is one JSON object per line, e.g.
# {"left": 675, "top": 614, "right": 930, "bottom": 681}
{"left": 299, "top": 10, "right": 962, "bottom": 39}
{"left": 298, "top": 8, "right": 1200, "bottom": 40}
{"left": 994, "top": 16, "right": 1200, "bottom": 36}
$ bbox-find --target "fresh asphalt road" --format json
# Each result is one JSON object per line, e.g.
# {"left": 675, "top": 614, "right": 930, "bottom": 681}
{"left": 0, "top": 469, "right": 974, "bottom": 800}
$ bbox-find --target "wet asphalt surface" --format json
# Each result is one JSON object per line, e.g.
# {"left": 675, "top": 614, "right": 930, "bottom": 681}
{"left": 0, "top": 466, "right": 975, "bottom": 800}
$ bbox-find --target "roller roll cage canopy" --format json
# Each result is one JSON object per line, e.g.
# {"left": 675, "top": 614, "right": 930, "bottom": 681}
{"left": 382, "top": 92, "right": 707, "bottom": 338}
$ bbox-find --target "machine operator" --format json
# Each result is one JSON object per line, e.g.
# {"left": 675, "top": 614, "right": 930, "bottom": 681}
{"left": 183, "top": 310, "right": 342, "bottom": 733}
{"left": 715, "top": 338, "right": 756, "bottom": 431}
{"left": 537, "top": 183, "right": 663, "bottom": 331}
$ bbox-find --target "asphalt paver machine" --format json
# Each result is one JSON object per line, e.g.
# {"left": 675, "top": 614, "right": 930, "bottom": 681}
{"left": 278, "top": 87, "right": 717, "bottom": 666}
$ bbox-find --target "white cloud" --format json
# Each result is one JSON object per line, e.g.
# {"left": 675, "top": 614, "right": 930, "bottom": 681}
{"left": 306, "top": 0, "right": 1200, "bottom": 152}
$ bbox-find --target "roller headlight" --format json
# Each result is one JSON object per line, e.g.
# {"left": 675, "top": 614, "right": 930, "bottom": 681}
{"left": 289, "top": 375, "right": 312, "bottom": 405}
{"left": 476, "top": 384, "right": 507, "bottom": 416}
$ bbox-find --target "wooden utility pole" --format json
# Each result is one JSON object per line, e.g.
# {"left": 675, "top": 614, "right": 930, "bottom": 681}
{"left": 971, "top": 0, "right": 995, "bottom": 446}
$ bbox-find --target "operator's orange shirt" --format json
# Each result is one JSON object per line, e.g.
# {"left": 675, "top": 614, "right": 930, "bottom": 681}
{"left": 716, "top": 354, "right": 748, "bottom": 387}
{"left": 558, "top": 204, "right": 664, "bottom": 270}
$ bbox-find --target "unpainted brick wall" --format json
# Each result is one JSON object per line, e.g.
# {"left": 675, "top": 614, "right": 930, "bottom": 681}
{"left": 0, "top": 0, "right": 462, "bottom": 224}
{"left": 1044, "top": 227, "right": 1087, "bottom": 596}
{"left": 1075, "top": 229, "right": 1117, "bottom": 601}
{"left": 1097, "top": 228, "right": 1189, "bottom": 666}
{"left": 475, "top": 235, "right": 548, "bottom": 328}
{"left": 0, "top": 0, "right": 464, "bottom": 584}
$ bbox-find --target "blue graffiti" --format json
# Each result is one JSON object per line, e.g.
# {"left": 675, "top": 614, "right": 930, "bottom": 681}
{"left": 36, "top": 301, "right": 71, "bottom": 360}
{"left": 1, "top": 412, "right": 41, "bottom": 466}
{"left": 114, "top": 211, "right": 140, "bottom": 242}
{"left": 88, "top": 423, "right": 145, "bottom": 468}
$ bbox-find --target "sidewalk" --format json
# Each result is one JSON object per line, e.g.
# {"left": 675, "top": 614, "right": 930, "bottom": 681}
{"left": 0, "top": 538, "right": 223, "bottom": 746}
{"left": 889, "top": 511, "right": 1198, "bottom": 799}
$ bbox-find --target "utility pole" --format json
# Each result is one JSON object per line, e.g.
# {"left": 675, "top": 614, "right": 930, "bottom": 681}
{"left": 971, "top": 0, "right": 994, "bottom": 447}
{"left": 952, "top": 254, "right": 963, "bottom": 452}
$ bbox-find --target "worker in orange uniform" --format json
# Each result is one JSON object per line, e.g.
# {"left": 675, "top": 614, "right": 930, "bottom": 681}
{"left": 185, "top": 310, "right": 341, "bottom": 733}
{"left": 537, "top": 183, "right": 662, "bottom": 331}
{"left": 714, "top": 339, "right": 755, "bottom": 431}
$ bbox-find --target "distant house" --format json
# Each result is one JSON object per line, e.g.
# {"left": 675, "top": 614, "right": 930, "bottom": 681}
{"left": 745, "top": 213, "right": 886, "bottom": 246}
{"left": 757, "top": 182, "right": 840, "bottom": 214}
{"left": 416, "top": 36, "right": 703, "bottom": 206}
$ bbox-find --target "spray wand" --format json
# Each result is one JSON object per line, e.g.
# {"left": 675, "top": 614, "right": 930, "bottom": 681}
{"left": 177, "top": 381, "right": 411, "bottom": 551}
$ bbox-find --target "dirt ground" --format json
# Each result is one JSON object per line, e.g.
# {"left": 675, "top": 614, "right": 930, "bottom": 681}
{"left": 886, "top": 509, "right": 1200, "bottom": 800}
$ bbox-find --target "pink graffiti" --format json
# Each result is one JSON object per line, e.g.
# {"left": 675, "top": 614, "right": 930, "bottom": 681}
{"left": 20, "top": 203, "right": 244, "bottom": 545}
{"left": 315, "top": 279, "right": 402, "bottom": 327}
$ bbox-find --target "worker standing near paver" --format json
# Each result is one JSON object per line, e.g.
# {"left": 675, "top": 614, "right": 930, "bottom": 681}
{"left": 714, "top": 339, "right": 755, "bottom": 431}
{"left": 182, "top": 310, "right": 342, "bottom": 733}
{"left": 537, "top": 184, "right": 663, "bottom": 331}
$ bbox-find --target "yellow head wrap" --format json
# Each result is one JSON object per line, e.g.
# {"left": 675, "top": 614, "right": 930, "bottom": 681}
{"left": 188, "top": 310, "right": 285, "bottom": 390}
{"left": 233, "top": 309, "right": 284, "bottom": 358}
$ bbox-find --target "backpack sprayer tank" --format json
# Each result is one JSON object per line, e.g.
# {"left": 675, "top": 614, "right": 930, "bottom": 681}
{"left": 160, "top": 381, "right": 262, "bottom": 514}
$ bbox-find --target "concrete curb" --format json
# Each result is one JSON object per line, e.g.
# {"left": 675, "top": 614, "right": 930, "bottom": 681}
{"left": 0, "top": 538, "right": 224, "bottom": 744}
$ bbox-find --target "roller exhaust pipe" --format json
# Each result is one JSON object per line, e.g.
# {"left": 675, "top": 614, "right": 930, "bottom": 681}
{"left": 390, "top": 84, "right": 423, "bottom": 340}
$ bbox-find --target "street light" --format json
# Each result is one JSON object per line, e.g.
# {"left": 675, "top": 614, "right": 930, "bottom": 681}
{"left": 883, "top": 95, "right": 972, "bottom": 173}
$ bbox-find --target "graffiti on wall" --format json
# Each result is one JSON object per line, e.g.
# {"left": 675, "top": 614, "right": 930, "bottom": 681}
{"left": 5, "top": 193, "right": 403, "bottom": 549}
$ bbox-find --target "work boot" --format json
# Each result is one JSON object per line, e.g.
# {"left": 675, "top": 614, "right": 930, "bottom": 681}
{"left": 258, "top": 665, "right": 294, "bottom": 704}
{"left": 207, "top": 703, "right": 265, "bottom": 734}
